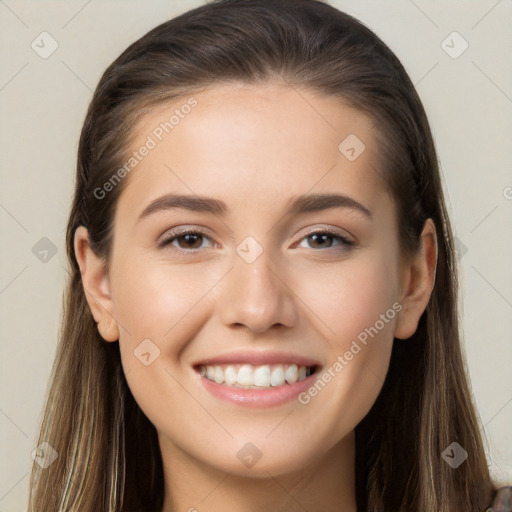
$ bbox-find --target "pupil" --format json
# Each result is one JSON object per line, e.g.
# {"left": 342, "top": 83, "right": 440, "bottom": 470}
{"left": 182, "top": 234, "right": 201, "bottom": 248}
{"left": 311, "top": 234, "right": 331, "bottom": 248}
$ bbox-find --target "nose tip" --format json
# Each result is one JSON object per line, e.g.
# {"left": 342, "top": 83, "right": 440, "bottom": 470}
{"left": 218, "top": 250, "right": 298, "bottom": 333}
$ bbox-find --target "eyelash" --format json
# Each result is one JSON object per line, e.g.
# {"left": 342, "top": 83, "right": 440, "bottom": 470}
{"left": 158, "top": 228, "right": 355, "bottom": 254}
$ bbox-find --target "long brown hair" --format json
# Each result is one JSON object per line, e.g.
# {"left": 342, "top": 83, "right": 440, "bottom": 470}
{"left": 28, "top": 0, "right": 497, "bottom": 510}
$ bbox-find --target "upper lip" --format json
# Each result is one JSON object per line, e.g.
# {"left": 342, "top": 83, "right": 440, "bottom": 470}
{"left": 192, "top": 351, "right": 321, "bottom": 368}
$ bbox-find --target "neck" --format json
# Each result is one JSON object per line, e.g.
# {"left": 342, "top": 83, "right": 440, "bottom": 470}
{"left": 160, "top": 431, "right": 357, "bottom": 512}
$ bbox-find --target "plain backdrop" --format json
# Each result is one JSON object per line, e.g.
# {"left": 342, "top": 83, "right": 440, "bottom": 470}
{"left": 1, "top": 1, "right": 511, "bottom": 510}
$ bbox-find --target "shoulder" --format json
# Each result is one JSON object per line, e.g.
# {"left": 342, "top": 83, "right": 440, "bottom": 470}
{"left": 486, "top": 485, "right": 512, "bottom": 512}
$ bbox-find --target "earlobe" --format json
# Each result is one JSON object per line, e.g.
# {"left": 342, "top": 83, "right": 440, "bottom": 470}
{"left": 73, "top": 226, "right": 120, "bottom": 342}
{"left": 394, "top": 218, "right": 438, "bottom": 340}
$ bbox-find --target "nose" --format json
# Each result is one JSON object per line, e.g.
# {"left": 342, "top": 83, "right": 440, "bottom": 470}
{"left": 218, "top": 246, "right": 298, "bottom": 334}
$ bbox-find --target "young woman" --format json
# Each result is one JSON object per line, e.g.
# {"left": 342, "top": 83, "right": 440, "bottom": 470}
{"left": 28, "top": 0, "right": 510, "bottom": 510}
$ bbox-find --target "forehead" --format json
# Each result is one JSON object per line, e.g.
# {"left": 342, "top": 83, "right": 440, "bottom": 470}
{"left": 116, "top": 82, "right": 388, "bottom": 222}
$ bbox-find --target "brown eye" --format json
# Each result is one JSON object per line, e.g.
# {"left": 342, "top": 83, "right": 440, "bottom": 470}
{"left": 159, "top": 229, "right": 214, "bottom": 252}
{"left": 176, "top": 233, "right": 204, "bottom": 249}
{"left": 298, "top": 230, "right": 354, "bottom": 250}
{"left": 307, "top": 233, "right": 335, "bottom": 249}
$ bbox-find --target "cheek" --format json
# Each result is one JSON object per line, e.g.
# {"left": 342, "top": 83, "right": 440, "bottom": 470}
{"left": 292, "top": 253, "right": 398, "bottom": 425}
{"left": 109, "top": 257, "right": 229, "bottom": 400}
{"left": 111, "top": 257, "right": 223, "bottom": 342}
{"left": 109, "top": 259, "right": 215, "bottom": 429}
{"left": 293, "top": 251, "right": 400, "bottom": 347}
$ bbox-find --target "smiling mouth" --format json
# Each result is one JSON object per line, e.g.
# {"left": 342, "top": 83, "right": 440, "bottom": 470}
{"left": 195, "top": 363, "right": 318, "bottom": 389}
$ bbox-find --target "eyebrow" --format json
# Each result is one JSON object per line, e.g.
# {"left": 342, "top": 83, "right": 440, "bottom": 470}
{"left": 137, "top": 192, "right": 372, "bottom": 222}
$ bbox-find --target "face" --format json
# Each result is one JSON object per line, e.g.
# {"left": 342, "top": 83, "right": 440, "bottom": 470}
{"left": 78, "top": 82, "right": 432, "bottom": 478}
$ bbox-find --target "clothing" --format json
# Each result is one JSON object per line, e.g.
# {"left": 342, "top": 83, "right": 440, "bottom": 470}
{"left": 487, "top": 486, "right": 512, "bottom": 512}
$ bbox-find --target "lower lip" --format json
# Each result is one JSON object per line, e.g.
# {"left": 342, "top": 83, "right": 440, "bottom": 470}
{"left": 196, "top": 370, "right": 319, "bottom": 408}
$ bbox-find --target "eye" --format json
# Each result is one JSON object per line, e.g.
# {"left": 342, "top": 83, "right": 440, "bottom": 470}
{"left": 158, "top": 229, "right": 215, "bottom": 252}
{"left": 296, "top": 230, "right": 354, "bottom": 250}
{"left": 158, "top": 227, "right": 355, "bottom": 254}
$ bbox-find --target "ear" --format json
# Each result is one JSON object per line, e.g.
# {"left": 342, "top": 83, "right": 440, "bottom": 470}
{"left": 394, "top": 218, "right": 438, "bottom": 340}
{"left": 73, "top": 226, "right": 119, "bottom": 342}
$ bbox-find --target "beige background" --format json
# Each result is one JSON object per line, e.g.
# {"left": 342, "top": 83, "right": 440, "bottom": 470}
{"left": 1, "top": 1, "right": 511, "bottom": 510}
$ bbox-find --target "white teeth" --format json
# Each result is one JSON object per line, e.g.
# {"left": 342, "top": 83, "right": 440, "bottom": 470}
{"left": 237, "top": 365, "right": 254, "bottom": 386}
{"left": 214, "top": 366, "right": 224, "bottom": 384}
{"left": 285, "top": 363, "right": 298, "bottom": 384}
{"left": 199, "top": 363, "right": 313, "bottom": 388}
{"left": 253, "top": 365, "right": 271, "bottom": 387}
{"left": 224, "top": 365, "right": 238, "bottom": 385}
{"left": 270, "top": 366, "right": 285, "bottom": 386}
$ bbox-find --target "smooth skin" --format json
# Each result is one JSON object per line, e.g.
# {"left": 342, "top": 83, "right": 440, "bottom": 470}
{"left": 74, "top": 82, "right": 437, "bottom": 512}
